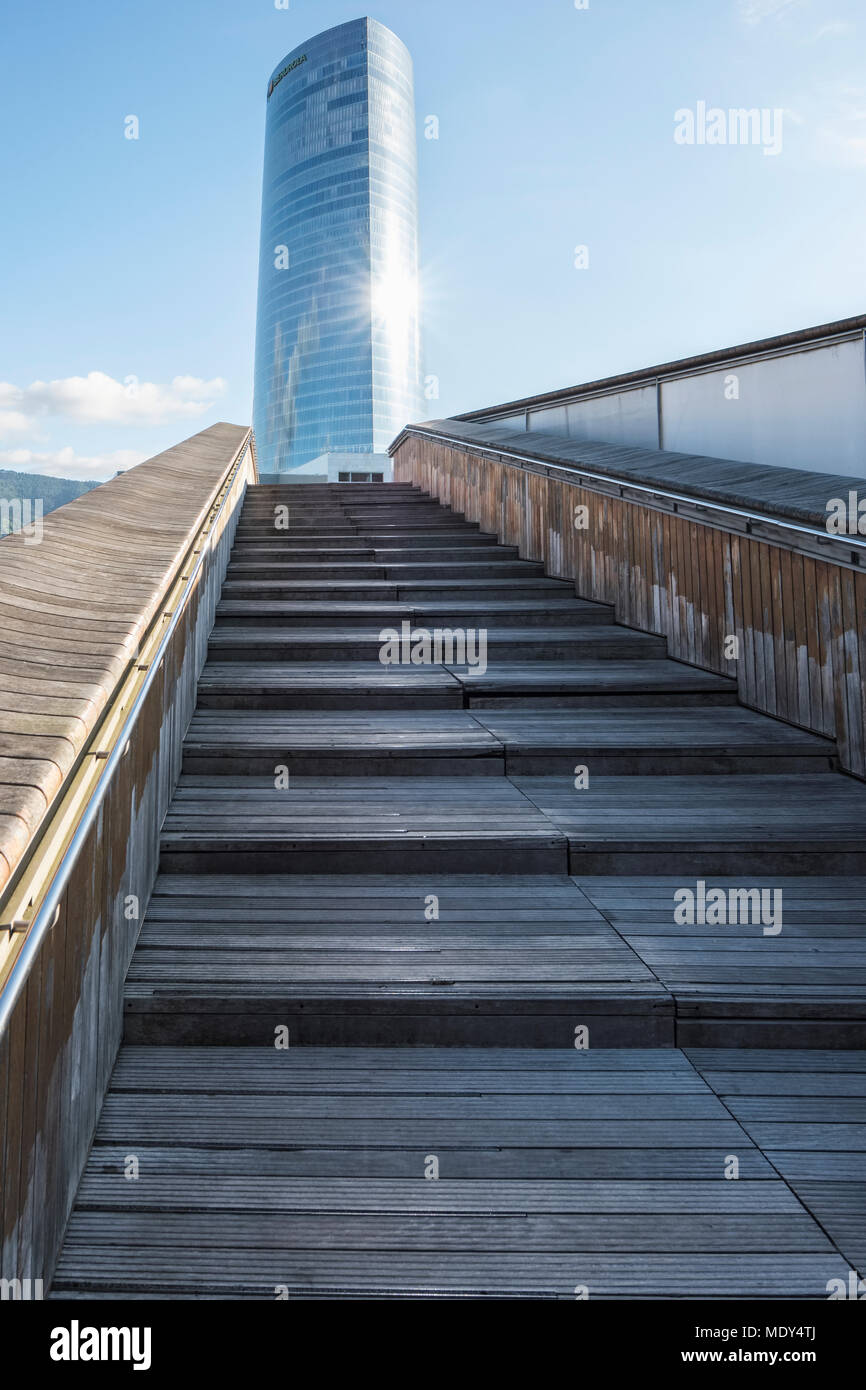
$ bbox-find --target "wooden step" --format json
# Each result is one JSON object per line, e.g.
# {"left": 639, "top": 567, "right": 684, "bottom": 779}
{"left": 578, "top": 876, "right": 866, "bottom": 1047}
{"left": 159, "top": 776, "right": 568, "bottom": 875}
{"left": 235, "top": 509, "right": 461, "bottom": 525}
{"left": 220, "top": 578, "right": 573, "bottom": 601}
{"left": 195, "top": 660, "right": 738, "bottom": 710}
{"left": 225, "top": 560, "right": 549, "bottom": 579}
{"left": 233, "top": 525, "right": 475, "bottom": 539}
{"left": 184, "top": 711, "right": 839, "bottom": 778}
{"left": 206, "top": 624, "right": 666, "bottom": 663}
{"left": 514, "top": 774, "right": 866, "bottom": 875}
{"left": 184, "top": 709, "right": 505, "bottom": 776}
{"left": 197, "top": 664, "right": 466, "bottom": 709}
{"left": 51, "top": 1045, "right": 850, "bottom": 1298}
{"left": 459, "top": 661, "right": 738, "bottom": 706}
{"left": 229, "top": 532, "right": 503, "bottom": 550}
{"left": 213, "top": 598, "right": 614, "bottom": 629}
{"left": 181, "top": 707, "right": 835, "bottom": 776}
{"left": 124, "top": 875, "right": 668, "bottom": 1045}
{"left": 227, "top": 545, "right": 524, "bottom": 563}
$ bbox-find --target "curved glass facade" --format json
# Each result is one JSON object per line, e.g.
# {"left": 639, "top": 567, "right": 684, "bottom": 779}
{"left": 253, "top": 18, "right": 423, "bottom": 478}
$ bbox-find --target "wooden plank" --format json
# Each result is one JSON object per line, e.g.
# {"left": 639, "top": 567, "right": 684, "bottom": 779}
{"left": 52, "top": 1041, "right": 847, "bottom": 1299}
{"left": 840, "top": 565, "right": 865, "bottom": 775}
{"left": 72, "top": 1174, "right": 795, "bottom": 1212}
{"left": 826, "top": 562, "right": 849, "bottom": 767}
{"left": 0, "top": 424, "right": 251, "bottom": 892}
{"left": 50, "top": 1249, "right": 849, "bottom": 1299}
{"left": 0, "top": 977, "right": 26, "bottom": 1281}
{"left": 59, "top": 1209, "right": 832, "bottom": 1254}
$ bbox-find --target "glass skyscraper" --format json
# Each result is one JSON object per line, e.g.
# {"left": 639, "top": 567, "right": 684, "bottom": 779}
{"left": 253, "top": 18, "right": 423, "bottom": 480}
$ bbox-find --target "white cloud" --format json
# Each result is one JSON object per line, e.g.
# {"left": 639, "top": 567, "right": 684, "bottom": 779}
{"left": 0, "top": 447, "right": 148, "bottom": 481}
{"left": 0, "top": 371, "right": 227, "bottom": 429}
{"left": 0, "top": 410, "right": 33, "bottom": 439}
{"left": 737, "top": 0, "right": 803, "bottom": 24}
{"left": 811, "top": 21, "right": 855, "bottom": 40}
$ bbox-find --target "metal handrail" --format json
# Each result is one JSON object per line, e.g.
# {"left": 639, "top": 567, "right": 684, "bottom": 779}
{"left": 390, "top": 424, "right": 866, "bottom": 560}
{"left": 0, "top": 431, "right": 253, "bottom": 1038}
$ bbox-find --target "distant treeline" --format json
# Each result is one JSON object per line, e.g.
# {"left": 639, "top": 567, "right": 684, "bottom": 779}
{"left": 0, "top": 470, "right": 99, "bottom": 535}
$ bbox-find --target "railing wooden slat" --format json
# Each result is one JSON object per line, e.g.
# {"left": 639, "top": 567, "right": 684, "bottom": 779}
{"left": 393, "top": 426, "right": 866, "bottom": 780}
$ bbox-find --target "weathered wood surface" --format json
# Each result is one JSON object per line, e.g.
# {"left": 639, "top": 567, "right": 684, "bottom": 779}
{"left": 51, "top": 1045, "right": 855, "bottom": 1299}
{"left": 160, "top": 481, "right": 866, "bottom": 1015}
{"left": 207, "top": 622, "right": 664, "bottom": 663}
{"left": 122, "top": 873, "right": 668, "bottom": 1047}
{"left": 0, "top": 422, "right": 251, "bottom": 891}
{"left": 195, "top": 659, "right": 736, "bottom": 710}
{"left": 160, "top": 776, "right": 568, "bottom": 875}
{"left": 119, "top": 871, "right": 866, "bottom": 1048}
{"left": 49, "top": 477, "right": 866, "bottom": 1298}
{"left": 392, "top": 423, "right": 866, "bottom": 778}
{"left": 405, "top": 414, "right": 866, "bottom": 538}
{"left": 688, "top": 1047, "right": 866, "bottom": 1274}
{"left": 0, "top": 424, "right": 254, "bottom": 1292}
{"left": 514, "top": 774, "right": 866, "bottom": 874}
{"left": 181, "top": 706, "right": 834, "bottom": 776}
{"left": 577, "top": 877, "right": 866, "bottom": 1045}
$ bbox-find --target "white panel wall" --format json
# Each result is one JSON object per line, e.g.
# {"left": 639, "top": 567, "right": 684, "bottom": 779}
{"left": 661, "top": 340, "right": 866, "bottom": 476}
{"left": 528, "top": 405, "right": 568, "bottom": 434}
{"left": 523, "top": 387, "right": 658, "bottom": 447}
{"left": 564, "top": 385, "right": 659, "bottom": 449}
{"left": 486, "top": 336, "right": 866, "bottom": 478}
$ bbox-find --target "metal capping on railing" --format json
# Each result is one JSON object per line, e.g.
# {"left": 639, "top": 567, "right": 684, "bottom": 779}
{"left": 390, "top": 424, "right": 866, "bottom": 574}
{"left": 451, "top": 315, "right": 866, "bottom": 422}
{"left": 0, "top": 428, "right": 255, "bottom": 1037}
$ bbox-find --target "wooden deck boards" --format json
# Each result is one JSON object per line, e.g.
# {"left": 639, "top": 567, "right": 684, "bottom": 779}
{"left": 577, "top": 877, "right": 866, "bottom": 1042}
{"left": 51, "top": 1046, "right": 857, "bottom": 1300}
{"left": 51, "top": 481, "right": 866, "bottom": 1298}
{"left": 207, "top": 624, "right": 666, "bottom": 663}
{"left": 182, "top": 705, "right": 835, "bottom": 776}
{"left": 125, "top": 874, "right": 663, "bottom": 1039}
{"left": 687, "top": 1047, "right": 866, "bottom": 1276}
{"left": 196, "top": 659, "right": 737, "bottom": 711}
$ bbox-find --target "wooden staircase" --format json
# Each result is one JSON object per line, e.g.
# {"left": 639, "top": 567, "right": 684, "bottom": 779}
{"left": 51, "top": 481, "right": 866, "bottom": 1299}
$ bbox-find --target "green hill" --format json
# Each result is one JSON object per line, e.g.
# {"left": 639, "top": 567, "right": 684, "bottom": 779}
{"left": 0, "top": 469, "right": 99, "bottom": 536}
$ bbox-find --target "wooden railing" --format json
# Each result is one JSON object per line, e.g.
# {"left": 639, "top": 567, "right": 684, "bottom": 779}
{"left": 0, "top": 423, "right": 256, "bottom": 1291}
{"left": 392, "top": 423, "right": 866, "bottom": 780}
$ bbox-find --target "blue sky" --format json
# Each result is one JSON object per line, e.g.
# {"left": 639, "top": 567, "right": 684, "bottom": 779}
{"left": 1, "top": 0, "right": 864, "bottom": 479}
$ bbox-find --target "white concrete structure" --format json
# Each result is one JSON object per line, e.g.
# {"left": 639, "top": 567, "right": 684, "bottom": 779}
{"left": 466, "top": 318, "right": 866, "bottom": 479}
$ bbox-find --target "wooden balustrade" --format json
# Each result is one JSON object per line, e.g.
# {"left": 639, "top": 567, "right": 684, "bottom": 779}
{"left": 0, "top": 423, "right": 255, "bottom": 1290}
{"left": 392, "top": 425, "right": 866, "bottom": 779}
